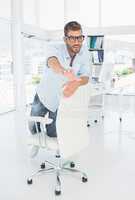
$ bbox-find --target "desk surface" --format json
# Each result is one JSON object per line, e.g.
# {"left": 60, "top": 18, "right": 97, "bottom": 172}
{"left": 114, "top": 73, "right": 135, "bottom": 89}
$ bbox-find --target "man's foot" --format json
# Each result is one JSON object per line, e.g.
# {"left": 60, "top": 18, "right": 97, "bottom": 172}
{"left": 30, "top": 145, "right": 39, "bottom": 158}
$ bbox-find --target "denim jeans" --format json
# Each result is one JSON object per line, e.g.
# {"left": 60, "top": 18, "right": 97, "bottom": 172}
{"left": 28, "top": 93, "right": 57, "bottom": 137}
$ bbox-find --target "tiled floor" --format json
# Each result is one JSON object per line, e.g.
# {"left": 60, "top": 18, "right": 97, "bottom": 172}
{"left": 1, "top": 94, "right": 135, "bottom": 200}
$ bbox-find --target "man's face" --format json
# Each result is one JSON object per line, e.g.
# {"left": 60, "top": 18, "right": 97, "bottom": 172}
{"left": 64, "top": 30, "right": 84, "bottom": 54}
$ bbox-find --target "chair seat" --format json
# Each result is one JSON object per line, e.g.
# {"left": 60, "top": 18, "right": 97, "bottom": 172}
{"left": 57, "top": 113, "right": 89, "bottom": 158}
{"left": 27, "top": 115, "right": 53, "bottom": 124}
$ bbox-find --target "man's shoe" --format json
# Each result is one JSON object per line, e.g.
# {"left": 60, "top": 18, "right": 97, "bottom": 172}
{"left": 30, "top": 145, "right": 39, "bottom": 158}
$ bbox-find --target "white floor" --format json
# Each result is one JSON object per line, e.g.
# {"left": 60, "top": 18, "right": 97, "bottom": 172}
{"left": 1, "top": 94, "right": 135, "bottom": 200}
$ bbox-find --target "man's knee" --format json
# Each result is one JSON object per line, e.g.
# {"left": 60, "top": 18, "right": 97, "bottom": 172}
{"left": 47, "top": 131, "right": 57, "bottom": 137}
{"left": 46, "top": 123, "right": 57, "bottom": 137}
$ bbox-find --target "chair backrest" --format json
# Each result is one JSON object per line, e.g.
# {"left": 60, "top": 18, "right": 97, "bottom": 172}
{"left": 56, "top": 84, "right": 90, "bottom": 158}
{"left": 27, "top": 84, "right": 90, "bottom": 158}
{"left": 59, "top": 83, "right": 90, "bottom": 112}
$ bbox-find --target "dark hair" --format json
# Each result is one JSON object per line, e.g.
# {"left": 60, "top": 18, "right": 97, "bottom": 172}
{"left": 64, "top": 21, "right": 82, "bottom": 36}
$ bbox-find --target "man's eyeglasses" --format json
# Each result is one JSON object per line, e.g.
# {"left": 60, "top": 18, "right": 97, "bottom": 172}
{"left": 65, "top": 35, "right": 85, "bottom": 42}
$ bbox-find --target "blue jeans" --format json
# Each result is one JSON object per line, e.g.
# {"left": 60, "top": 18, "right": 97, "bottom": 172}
{"left": 28, "top": 93, "right": 57, "bottom": 137}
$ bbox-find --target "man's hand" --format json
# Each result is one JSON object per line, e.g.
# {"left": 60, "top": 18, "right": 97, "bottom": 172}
{"left": 63, "top": 69, "right": 79, "bottom": 82}
{"left": 63, "top": 80, "right": 80, "bottom": 98}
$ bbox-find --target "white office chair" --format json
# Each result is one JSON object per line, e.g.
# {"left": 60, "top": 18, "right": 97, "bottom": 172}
{"left": 27, "top": 85, "right": 89, "bottom": 196}
{"left": 87, "top": 62, "right": 114, "bottom": 126}
{"left": 97, "top": 62, "right": 134, "bottom": 123}
{"left": 113, "top": 72, "right": 135, "bottom": 121}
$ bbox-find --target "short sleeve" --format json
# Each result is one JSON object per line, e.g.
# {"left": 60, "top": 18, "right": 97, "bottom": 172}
{"left": 45, "top": 43, "right": 60, "bottom": 65}
{"left": 78, "top": 47, "right": 92, "bottom": 78}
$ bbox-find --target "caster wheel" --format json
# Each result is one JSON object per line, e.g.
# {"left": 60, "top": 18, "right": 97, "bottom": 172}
{"left": 70, "top": 162, "right": 75, "bottom": 168}
{"left": 27, "top": 178, "right": 33, "bottom": 184}
{"left": 40, "top": 163, "right": 45, "bottom": 169}
{"left": 87, "top": 123, "right": 90, "bottom": 127}
{"left": 82, "top": 177, "right": 88, "bottom": 183}
{"left": 55, "top": 190, "right": 61, "bottom": 195}
{"left": 119, "top": 118, "right": 122, "bottom": 122}
{"left": 94, "top": 120, "right": 98, "bottom": 123}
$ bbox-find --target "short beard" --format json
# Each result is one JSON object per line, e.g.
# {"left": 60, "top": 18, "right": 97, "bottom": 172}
{"left": 67, "top": 44, "right": 81, "bottom": 55}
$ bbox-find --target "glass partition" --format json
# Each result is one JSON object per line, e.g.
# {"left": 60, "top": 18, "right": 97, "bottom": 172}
{"left": 23, "top": 37, "right": 47, "bottom": 105}
{"left": 0, "top": 20, "right": 14, "bottom": 113}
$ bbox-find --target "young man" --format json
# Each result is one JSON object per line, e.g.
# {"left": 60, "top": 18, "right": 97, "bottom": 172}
{"left": 29, "top": 21, "right": 91, "bottom": 157}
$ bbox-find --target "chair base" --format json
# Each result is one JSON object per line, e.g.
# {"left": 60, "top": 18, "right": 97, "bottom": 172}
{"left": 27, "top": 155, "right": 88, "bottom": 195}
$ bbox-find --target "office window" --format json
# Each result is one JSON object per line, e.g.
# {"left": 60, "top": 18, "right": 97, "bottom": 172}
{"left": 23, "top": 0, "right": 64, "bottom": 29}
{"left": 23, "top": 0, "right": 37, "bottom": 25}
{"left": 102, "top": 0, "right": 135, "bottom": 26}
{"left": 0, "top": 0, "right": 11, "bottom": 19}
{"left": 23, "top": 37, "right": 47, "bottom": 104}
{"left": 0, "top": 21, "right": 14, "bottom": 113}
{"left": 106, "top": 34, "right": 135, "bottom": 43}
{"left": 106, "top": 35, "right": 134, "bottom": 77}
{"left": 80, "top": 0, "right": 99, "bottom": 27}
{"left": 63, "top": 0, "right": 80, "bottom": 23}
{"left": 39, "top": 0, "right": 64, "bottom": 30}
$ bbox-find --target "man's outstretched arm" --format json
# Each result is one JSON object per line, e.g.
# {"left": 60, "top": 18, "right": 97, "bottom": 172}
{"left": 47, "top": 57, "right": 65, "bottom": 74}
{"left": 48, "top": 56, "right": 79, "bottom": 81}
{"left": 77, "top": 76, "right": 89, "bottom": 86}
{"left": 63, "top": 76, "right": 89, "bottom": 98}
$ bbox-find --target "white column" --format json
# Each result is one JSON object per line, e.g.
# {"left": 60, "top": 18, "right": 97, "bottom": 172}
{"left": 35, "top": 0, "right": 40, "bottom": 26}
{"left": 11, "top": 0, "right": 26, "bottom": 135}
